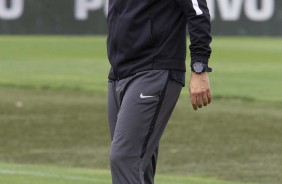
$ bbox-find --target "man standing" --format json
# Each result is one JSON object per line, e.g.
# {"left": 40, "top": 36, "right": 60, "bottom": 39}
{"left": 107, "top": 0, "right": 212, "bottom": 183}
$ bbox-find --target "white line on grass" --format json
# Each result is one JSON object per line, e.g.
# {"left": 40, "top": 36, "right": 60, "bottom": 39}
{"left": 0, "top": 169, "right": 107, "bottom": 183}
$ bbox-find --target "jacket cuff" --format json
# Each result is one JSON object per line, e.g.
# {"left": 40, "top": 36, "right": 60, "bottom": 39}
{"left": 190, "top": 55, "right": 209, "bottom": 67}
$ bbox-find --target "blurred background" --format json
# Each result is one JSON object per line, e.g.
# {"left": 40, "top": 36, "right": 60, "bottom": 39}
{"left": 0, "top": 0, "right": 281, "bottom": 184}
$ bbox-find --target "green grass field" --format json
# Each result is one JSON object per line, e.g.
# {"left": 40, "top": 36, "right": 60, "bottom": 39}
{"left": 0, "top": 36, "right": 282, "bottom": 184}
{"left": 0, "top": 163, "right": 251, "bottom": 184}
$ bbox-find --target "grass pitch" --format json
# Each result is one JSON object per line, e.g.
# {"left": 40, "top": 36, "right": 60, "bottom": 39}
{"left": 0, "top": 163, "right": 253, "bottom": 184}
{"left": 0, "top": 36, "right": 282, "bottom": 184}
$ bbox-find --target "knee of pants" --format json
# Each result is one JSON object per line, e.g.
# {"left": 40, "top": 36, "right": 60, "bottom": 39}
{"left": 110, "top": 147, "right": 129, "bottom": 166}
{"left": 110, "top": 146, "right": 139, "bottom": 168}
{"left": 110, "top": 150, "right": 121, "bottom": 166}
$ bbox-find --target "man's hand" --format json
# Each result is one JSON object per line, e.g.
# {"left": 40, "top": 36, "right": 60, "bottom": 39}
{"left": 189, "top": 72, "right": 212, "bottom": 110}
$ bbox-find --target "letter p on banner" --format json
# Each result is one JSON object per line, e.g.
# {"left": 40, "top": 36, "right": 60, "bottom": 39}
{"left": 75, "top": 0, "right": 103, "bottom": 20}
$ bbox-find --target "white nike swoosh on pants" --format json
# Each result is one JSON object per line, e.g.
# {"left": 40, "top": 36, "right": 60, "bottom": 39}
{"left": 140, "top": 93, "right": 155, "bottom": 99}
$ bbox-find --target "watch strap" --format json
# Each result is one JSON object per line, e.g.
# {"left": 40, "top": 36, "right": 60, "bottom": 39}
{"left": 207, "top": 66, "right": 212, "bottom": 73}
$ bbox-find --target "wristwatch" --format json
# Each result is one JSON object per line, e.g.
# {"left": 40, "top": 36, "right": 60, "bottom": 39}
{"left": 191, "top": 62, "right": 212, "bottom": 74}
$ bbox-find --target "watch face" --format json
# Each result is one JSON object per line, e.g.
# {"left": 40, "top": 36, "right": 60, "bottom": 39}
{"left": 193, "top": 62, "right": 204, "bottom": 73}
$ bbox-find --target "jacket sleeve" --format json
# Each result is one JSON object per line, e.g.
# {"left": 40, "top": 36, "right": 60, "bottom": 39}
{"left": 175, "top": 0, "right": 212, "bottom": 66}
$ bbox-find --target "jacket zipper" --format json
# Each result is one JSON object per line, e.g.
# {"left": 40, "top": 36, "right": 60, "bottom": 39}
{"left": 112, "top": 0, "right": 119, "bottom": 79}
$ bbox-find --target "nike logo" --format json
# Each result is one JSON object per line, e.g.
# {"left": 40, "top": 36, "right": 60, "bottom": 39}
{"left": 140, "top": 93, "right": 155, "bottom": 99}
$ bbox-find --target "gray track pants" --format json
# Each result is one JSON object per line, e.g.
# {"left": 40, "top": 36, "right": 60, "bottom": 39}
{"left": 108, "top": 70, "right": 182, "bottom": 184}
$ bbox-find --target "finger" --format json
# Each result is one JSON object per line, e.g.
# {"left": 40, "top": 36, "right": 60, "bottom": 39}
{"left": 191, "top": 95, "right": 198, "bottom": 110}
{"left": 196, "top": 94, "right": 203, "bottom": 108}
{"left": 193, "top": 104, "right": 198, "bottom": 110}
{"left": 207, "top": 89, "right": 212, "bottom": 104}
{"left": 202, "top": 93, "right": 209, "bottom": 106}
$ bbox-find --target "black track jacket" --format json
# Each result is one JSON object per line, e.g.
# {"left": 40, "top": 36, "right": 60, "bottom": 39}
{"left": 107, "top": 0, "right": 212, "bottom": 80}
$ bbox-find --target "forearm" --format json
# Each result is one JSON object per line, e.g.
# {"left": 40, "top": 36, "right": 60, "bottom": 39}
{"left": 175, "top": 0, "right": 212, "bottom": 66}
{"left": 188, "top": 1, "right": 212, "bottom": 66}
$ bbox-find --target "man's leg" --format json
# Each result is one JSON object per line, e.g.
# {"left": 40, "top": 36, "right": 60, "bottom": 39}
{"left": 109, "top": 70, "right": 182, "bottom": 184}
{"left": 138, "top": 77, "right": 182, "bottom": 184}
{"left": 108, "top": 80, "right": 119, "bottom": 140}
{"left": 144, "top": 146, "right": 158, "bottom": 184}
